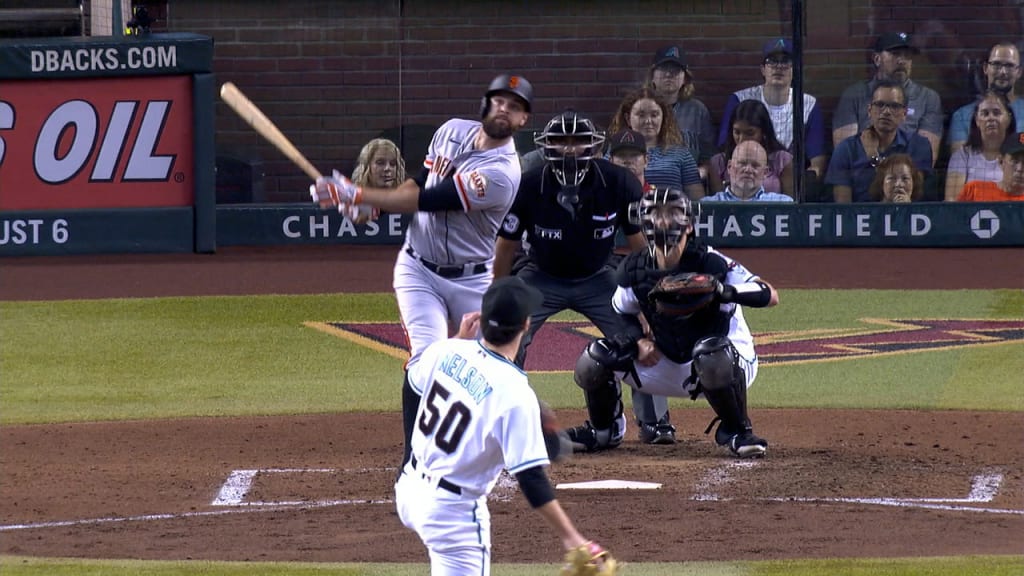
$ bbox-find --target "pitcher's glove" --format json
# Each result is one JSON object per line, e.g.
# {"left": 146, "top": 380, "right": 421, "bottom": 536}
{"left": 559, "top": 541, "right": 617, "bottom": 576}
{"left": 648, "top": 272, "right": 721, "bottom": 317}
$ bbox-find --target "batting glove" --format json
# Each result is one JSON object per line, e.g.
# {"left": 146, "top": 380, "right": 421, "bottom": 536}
{"left": 310, "top": 169, "right": 362, "bottom": 210}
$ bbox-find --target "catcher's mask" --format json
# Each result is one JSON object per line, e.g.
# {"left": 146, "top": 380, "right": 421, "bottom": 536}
{"left": 628, "top": 187, "right": 695, "bottom": 257}
{"left": 534, "top": 110, "right": 606, "bottom": 189}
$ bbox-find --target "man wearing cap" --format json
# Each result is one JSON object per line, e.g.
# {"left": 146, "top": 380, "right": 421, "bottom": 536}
{"left": 949, "top": 42, "right": 1024, "bottom": 152}
{"left": 494, "top": 111, "right": 662, "bottom": 445}
{"left": 957, "top": 131, "right": 1024, "bottom": 201}
{"left": 717, "top": 38, "right": 827, "bottom": 179}
{"left": 395, "top": 276, "right": 613, "bottom": 576}
{"left": 704, "top": 141, "right": 795, "bottom": 202}
{"left": 827, "top": 80, "right": 933, "bottom": 203}
{"left": 832, "top": 32, "right": 943, "bottom": 166}
{"left": 646, "top": 45, "right": 716, "bottom": 169}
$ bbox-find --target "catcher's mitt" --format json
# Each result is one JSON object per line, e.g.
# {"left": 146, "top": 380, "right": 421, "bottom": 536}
{"left": 560, "top": 541, "right": 617, "bottom": 576}
{"left": 648, "top": 271, "right": 721, "bottom": 317}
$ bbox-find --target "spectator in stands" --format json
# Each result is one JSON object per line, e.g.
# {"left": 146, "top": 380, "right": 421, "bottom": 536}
{"left": 353, "top": 138, "right": 406, "bottom": 189}
{"left": 704, "top": 141, "right": 793, "bottom": 202}
{"left": 645, "top": 45, "right": 715, "bottom": 171}
{"left": 944, "top": 90, "right": 1016, "bottom": 201}
{"left": 957, "top": 131, "right": 1024, "bottom": 201}
{"left": 607, "top": 128, "right": 650, "bottom": 188}
{"left": 709, "top": 100, "right": 794, "bottom": 198}
{"left": 718, "top": 38, "right": 827, "bottom": 178}
{"left": 868, "top": 154, "right": 924, "bottom": 203}
{"left": 826, "top": 80, "right": 933, "bottom": 203}
{"left": 832, "top": 32, "right": 943, "bottom": 166}
{"left": 608, "top": 87, "right": 705, "bottom": 200}
{"left": 348, "top": 138, "right": 407, "bottom": 222}
{"left": 949, "top": 43, "right": 1023, "bottom": 153}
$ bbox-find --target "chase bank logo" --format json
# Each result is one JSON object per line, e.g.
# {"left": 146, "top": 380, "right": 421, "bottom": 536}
{"left": 970, "top": 210, "right": 1000, "bottom": 239}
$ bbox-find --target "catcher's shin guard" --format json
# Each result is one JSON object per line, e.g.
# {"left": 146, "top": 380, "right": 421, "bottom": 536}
{"left": 692, "top": 337, "right": 765, "bottom": 457}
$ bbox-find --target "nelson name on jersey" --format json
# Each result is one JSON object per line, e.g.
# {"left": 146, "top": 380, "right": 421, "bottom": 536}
{"left": 439, "top": 351, "right": 494, "bottom": 404}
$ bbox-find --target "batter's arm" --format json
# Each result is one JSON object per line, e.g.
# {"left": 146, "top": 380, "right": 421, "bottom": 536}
{"left": 356, "top": 178, "right": 423, "bottom": 213}
{"left": 493, "top": 237, "right": 521, "bottom": 278}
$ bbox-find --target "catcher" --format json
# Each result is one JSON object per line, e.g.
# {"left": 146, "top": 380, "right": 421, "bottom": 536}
{"left": 565, "top": 186, "right": 778, "bottom": 458}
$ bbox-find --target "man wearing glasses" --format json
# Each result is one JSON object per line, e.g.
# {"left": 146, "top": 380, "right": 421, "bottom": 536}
{"left": 717, "top": 39, "right": 828, "bottom": 179}
{"left": 948, "top": 42, "right": 1024, "bottom": 152}
{"left": 826, "top": 80, "right": 933, "bottom": 203}
{"left": 832, "top": 32, "right": 943, "bottom": 167}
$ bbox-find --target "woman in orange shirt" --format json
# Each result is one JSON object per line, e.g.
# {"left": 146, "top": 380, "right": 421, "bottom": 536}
{"left": 958, "top": 131, "right": 1024, "bottom": 201}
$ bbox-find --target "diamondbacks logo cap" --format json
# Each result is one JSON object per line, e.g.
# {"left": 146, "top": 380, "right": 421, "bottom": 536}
{"left": 652, "top": 45, "right": 687, "bottom": 68}
{"left": 763, "top": 38, "right": 793, "bottom": 58}
{"left": 608, "top": 129, "right": 647, "bottom": 156}
{"left": 481, "top": 276, "right": 543, "bottom": 330}
{"left": 874, "top": 31, "right": 919, "bottom": 53}
{"left": 1000, "top": 131, "right": 1024, "bottom": 155}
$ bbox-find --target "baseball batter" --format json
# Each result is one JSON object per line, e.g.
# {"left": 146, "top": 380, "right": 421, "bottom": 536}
{"left": 568, "top": 187, "right": 777, "bottom": 458}
{"left": 311, "top": 75, "right": 533, "bottom": 467}
{"left": 394, "top": 277, "right": 614, "bottom": 575}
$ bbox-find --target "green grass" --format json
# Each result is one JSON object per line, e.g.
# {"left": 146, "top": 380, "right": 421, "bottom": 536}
{"left": 1, "top": 289, "right": 1021, "bottom": 424}
{"left": 2, "top": 289, "right": 1022, "bottom": 575}
{"left": 2, "top": 555, "right": 1021, "bottom": 576}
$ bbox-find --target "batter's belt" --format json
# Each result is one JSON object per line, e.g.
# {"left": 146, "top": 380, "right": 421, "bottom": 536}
{"left": 406, "top": 247, "right": 488, "bottom": 279}
{"left": 410, "top": 455, "right": 464, "bottom": 495}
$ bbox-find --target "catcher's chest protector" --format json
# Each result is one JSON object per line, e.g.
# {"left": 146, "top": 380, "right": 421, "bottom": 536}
{"left": 627, "top": 252, "right": 730, "bottom": 364}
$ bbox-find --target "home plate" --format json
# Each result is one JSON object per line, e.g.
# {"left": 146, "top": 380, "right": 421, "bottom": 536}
{"left": 556, "top": 480, "right": 662, "bottom": 490}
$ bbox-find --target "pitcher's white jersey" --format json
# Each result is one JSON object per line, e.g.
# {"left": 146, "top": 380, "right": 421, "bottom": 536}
{"left": 406, "top": 118, "right": 521, "bottom": 266}
{"left": 406, "top": 337, "right": 549, "bottom": 497}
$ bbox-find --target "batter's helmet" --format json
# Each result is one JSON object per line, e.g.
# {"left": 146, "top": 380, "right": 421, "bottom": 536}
{"left": 480, "top": 74, "right": 534, "bottom": 118}
{"left": 533, "top": 110, "right": 605, "bottom": 187}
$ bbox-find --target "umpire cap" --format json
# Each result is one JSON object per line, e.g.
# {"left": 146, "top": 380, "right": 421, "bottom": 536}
{"left": 482, "top": 74, "right": 534, "bottom": 117}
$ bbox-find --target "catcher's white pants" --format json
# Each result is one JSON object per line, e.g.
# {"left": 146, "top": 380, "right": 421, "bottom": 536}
{"left": 395, "top": 464, "right": 492, "bottom": 576}
{"left": 620, "top": 349, "right": 758, "bottom": 398}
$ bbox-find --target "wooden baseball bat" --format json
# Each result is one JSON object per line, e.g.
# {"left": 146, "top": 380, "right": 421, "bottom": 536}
{"left": 219, "top": 82, "right": 322, "bottom": 180}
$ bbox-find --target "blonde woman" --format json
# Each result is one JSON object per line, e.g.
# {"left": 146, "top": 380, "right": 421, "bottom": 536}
{"left": 347, "top": 138, "right": 406, "bottom": 223}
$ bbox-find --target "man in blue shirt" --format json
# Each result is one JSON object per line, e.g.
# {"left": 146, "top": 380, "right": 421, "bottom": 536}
{"left": 948, "top": 42, "right": 1024, "bottom": 152}
{"left": 704, "top": 141, "right": 794, "bottom": 202}
{"left": 826, "top": 80, "right": 932, "bottom": 203}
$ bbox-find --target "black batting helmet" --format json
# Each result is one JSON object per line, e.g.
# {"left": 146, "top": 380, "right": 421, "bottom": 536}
{"left": 480, "top": 74, "right": 534, "bottom": 118}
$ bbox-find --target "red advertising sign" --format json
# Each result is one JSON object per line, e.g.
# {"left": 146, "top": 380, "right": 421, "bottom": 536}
{"left": 0, "top": 76, "right": 194, "bottom": 210}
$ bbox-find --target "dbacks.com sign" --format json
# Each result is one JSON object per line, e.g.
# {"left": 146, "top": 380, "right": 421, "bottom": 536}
{"left": 0, "top": 76, "right": 193, "bottom": 210}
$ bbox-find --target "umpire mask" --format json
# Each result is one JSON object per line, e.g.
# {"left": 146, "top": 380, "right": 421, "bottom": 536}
{"left": 535, "top": 110, "right": 605, "bottom": 189}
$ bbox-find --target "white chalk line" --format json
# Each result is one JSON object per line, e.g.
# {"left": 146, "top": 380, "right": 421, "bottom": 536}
{"left": 0, "top": 498, "right": 392, "bottom": 532}
{"left": 695, "top": 469, "right": 1022, "bottom": 515}
{"left": 4, "top": 467, "right": 1020, "bottom": 532}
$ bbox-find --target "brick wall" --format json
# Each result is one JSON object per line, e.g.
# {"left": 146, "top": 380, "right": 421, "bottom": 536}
{"left": 169, "top": 0, "right": 1022, "bottom": 202}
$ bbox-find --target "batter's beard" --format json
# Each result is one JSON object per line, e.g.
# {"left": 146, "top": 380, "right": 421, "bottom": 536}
{"left": 482, "top": 116, "right": 514, "bottom": 140}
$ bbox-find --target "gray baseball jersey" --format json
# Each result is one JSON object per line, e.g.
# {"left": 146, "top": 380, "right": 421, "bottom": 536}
{"left": 407, "top": 118, "right": 521, "bottom": 266}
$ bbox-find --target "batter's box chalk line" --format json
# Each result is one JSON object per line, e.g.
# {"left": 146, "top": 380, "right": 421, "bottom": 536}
{"left": 698, "top": 465, "right": 1022, "bottom": 516}
{"left": 211, "top": 467, "right": 396, "bottom": 507}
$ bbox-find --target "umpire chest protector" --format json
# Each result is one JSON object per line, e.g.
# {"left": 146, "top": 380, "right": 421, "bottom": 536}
{"left": 621, "top": 245, "right": 732, "bottom": 363}
{"left": 507, "top": 160, "right": 641, "bottom": 279}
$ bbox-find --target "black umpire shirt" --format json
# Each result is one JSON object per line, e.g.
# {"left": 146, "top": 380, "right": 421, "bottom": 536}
{"left": 498, "top": 159, "right": 643, "bottom": 279}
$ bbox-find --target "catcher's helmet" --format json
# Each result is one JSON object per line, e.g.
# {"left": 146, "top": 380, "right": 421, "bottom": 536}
{"left": 533, "top": 110, "right": 606, "bottom": 188}
{"left": 480, "top": 74, "right": 533, "bottom": 118}
{"left": 628, "top": 187, "right": 697, "bottom": 256}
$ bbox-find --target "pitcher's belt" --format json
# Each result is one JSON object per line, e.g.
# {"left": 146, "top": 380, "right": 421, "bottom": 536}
{"left": 410, "top": 455, "right": 463, "bottom": 495}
